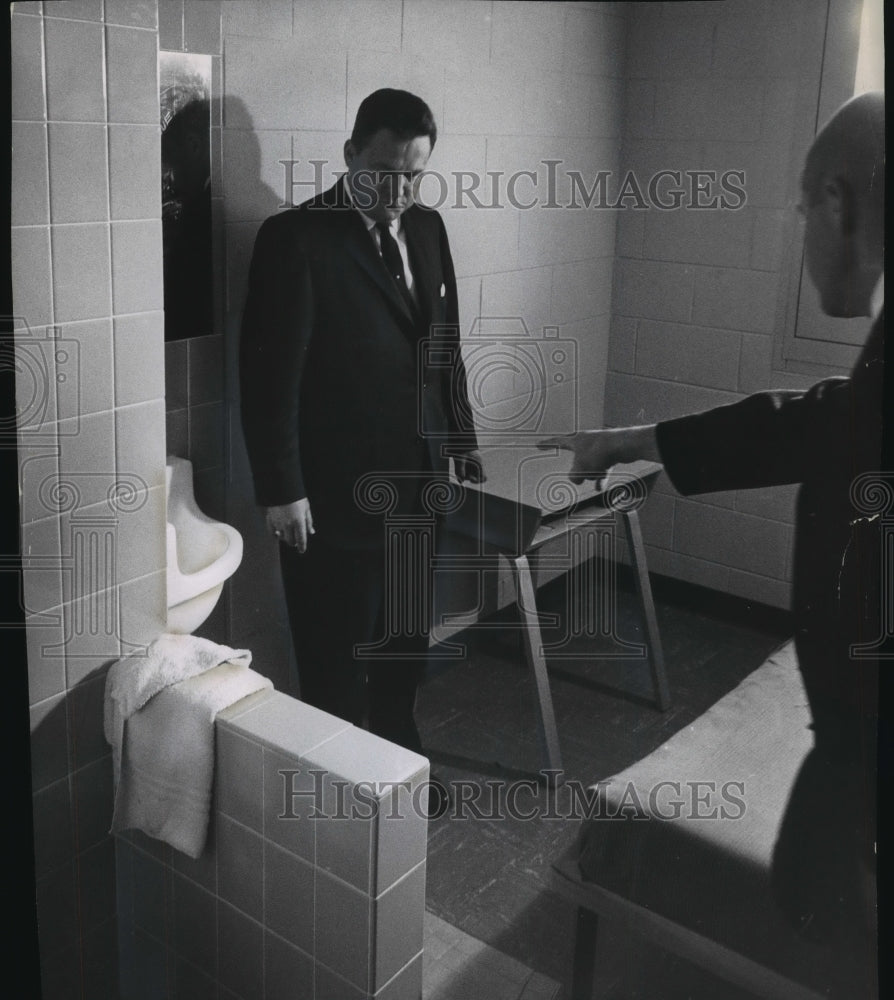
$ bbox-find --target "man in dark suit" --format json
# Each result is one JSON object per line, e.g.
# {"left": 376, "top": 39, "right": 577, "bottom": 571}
{"left": 543, "top": 92, "right": 884, "bottom": 983}
{"left": 240, "top": 90, "right": 482, "bottom": 775}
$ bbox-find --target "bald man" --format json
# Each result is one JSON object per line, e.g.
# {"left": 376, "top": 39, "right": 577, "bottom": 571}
{"left": 545, "top": 92, "right": 884, "bottom": 983}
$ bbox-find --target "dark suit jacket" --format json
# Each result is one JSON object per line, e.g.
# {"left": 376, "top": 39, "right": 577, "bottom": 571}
{"left": 240, "top": 180, "right": 478, "bottom": 547}
{"left": 655, "top": 311, "right": 885, "bottom": 751}
{"left": 657, "top": 312, "right": 885, "bottom": 941}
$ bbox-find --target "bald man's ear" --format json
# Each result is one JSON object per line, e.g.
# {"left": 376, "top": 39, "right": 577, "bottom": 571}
{"left": 344, "top": 140, "right": 356, "bottom": 167}
{"left": 824, "top": 176, "right": 857, "bottom": 237}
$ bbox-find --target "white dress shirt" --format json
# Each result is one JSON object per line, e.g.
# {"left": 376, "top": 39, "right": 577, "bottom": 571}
{"left": 345, "top": 180, "right": 419, "bottom": 307}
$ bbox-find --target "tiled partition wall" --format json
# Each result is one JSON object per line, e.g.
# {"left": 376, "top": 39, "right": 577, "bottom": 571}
{"left": 12, "top": 2, "right": 167, "bottom": 997}
{"left": 217, "top": 0, "right": 629, "bottom": 673}
{"left": 607, "top": 0, "right": 831, "bottom": 610}
{"left": 116, "top": 690, "right": 429, "bottom": 1000}
{"left": 157, "top": 0, "right": 230, "bottom": 643}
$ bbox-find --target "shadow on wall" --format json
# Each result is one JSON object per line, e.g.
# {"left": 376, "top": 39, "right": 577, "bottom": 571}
{"left": 218, "top": 96, "right": 298, "bottom": 696}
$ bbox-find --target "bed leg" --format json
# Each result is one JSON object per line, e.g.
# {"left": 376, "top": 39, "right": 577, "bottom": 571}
{"left": 571, "top": 906, "right": 599, "bottom": 1000}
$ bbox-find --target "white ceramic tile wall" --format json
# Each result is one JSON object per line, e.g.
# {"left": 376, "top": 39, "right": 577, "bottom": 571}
{"left": 13, "top": 4, "right": 167, "bottom": 995}
{"left": 117, "top": 693, "right": 430, "bottom": 999}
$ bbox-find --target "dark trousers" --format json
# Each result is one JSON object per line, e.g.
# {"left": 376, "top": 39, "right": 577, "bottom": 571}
{"left": 279, "top": 536, "right": 432, "bottom": 754}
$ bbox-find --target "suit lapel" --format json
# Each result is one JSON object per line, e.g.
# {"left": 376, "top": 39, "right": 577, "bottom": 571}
{"left": 328, "top": 179, "right": 417, "bottom": 331}
{"left": 401, "top": 209, "right": 435, "bottom": 334}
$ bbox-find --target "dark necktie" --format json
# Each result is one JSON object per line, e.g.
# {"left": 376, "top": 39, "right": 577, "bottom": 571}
{"left": 376, "top": 222, "right": 417, "bottom": 319}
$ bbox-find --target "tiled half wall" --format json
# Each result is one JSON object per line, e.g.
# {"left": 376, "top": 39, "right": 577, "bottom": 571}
{"left": 115, "top": 689, "right": 429, "bottom": 999}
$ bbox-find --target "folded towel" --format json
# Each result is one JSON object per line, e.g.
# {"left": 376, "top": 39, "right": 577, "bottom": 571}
{"left": 104, "top": 632, "right": 252, "bottom": 784}
{"left": 104, "top": 633, "right": 271, "bottom": 858}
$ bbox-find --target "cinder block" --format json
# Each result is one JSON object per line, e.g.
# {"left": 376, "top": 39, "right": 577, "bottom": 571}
{"left": 652, "top": 79, "right": 763, "bottom": 142}
{"left": 222, "top": 129, "right": 292, "bottom": 222}
{"left": 347, "top": 50, "right": 446, "bottom": 135}
{"left": 519, "top": 205, "right": 614, "bottom": 270}
{"left": 626, "top": 8, "right": 713, "bottom": 79}
{"left": 673, "top": 498, "right": 789, "bottom": 578}
{"left": 750, "top": 207, "right": 790, "bottom": 271}
{"left": 293, "top": 0, "right": 402, "bottom": 54}
{"left": 735, "top": 483, "right": 798, "bottom": 523}
{"left": 635, "top": 319, "right": 741, "bottom": 391}
{"left": 482, "top": 268, "right": 554, "bottom": 337}
{"left": 158, "top": 0, "right": 184, "bottom": 49}
{"left": 445, "top": 64, "right": 526, "bottom": 136}
{"left": 402, "top": 0, "right": 492, "bottom": 64}
{"left": 607, "top": 315, "right": 637, "bottom": 374}
{"left": 726, "top": 568, "right": 792, "bottom": 610}
{"left": 446, "top": 203, "right": 519, "bottom": 278}
{"left": 737, "top": 332, "right": 773, "bottom": 393}
{"left": 184, "top": 0, "right": 221, "bottom": 54}
{"left": 643, "top": 209, "right": 753, "bottom": 269}
{"left": 491, "top": 1, "right": 565, "bottom": 71}
{"left": 286, "top": 131, "right": 348, "bottom": 207}
{"left": 612, "top": 258, "right": 693, "bottom": 323}
{"left": 224, "top": 35, "right": 346, "bottom": 131}
{"left": 563, "top": 6, "right": 626, "bottom": 77}
{"left": 222, "top": 0, "right": 292, "bottom": 39}
{"left": 523, "top": 70, "right": 601, "bottom": 139}
{"left": 691, "top": 266, "right": 778, "bottom": 334}
{"left": 643, "top": 542, "right": 730, "bottom": 593}
{"left": 603, "top": 371, "right": 739, "bottom": 427}
{"left": 551, "top": 259, "right": 613, "bottom": 326}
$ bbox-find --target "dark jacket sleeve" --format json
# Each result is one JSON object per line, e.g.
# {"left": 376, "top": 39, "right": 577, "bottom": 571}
{"left": 437, "top": 214, "right": 479, "bottom": 451}
{"left": 239, "top": 213, "right": 314, "bottom": 506}
{"left": 655, "top": 315, "right": 884, "bottom": 496}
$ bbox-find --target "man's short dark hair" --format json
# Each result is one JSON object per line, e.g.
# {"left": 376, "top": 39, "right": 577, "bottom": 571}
{"left": 350, "top": 88, "right": 437, "bottom": 152}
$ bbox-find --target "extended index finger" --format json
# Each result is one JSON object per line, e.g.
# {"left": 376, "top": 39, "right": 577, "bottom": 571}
{"left": 537, "top": 435, "right": 574, "bottom": 451}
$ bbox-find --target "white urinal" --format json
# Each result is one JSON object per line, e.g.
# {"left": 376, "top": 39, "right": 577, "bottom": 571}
{"left": 165, "top": 456, "right": 243, "bottom": 634}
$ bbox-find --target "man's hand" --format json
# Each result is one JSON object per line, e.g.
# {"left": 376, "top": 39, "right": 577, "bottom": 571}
{"left": 538, "top": 426, "right": 660, "bottom": 485}
{"left": 454, "top": 450, "right": 486, "bottom": 484}
{"left": 265, "top": 498, "right": 315, "bottom": 552}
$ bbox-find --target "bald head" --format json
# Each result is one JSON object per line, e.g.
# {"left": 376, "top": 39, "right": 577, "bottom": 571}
{"left": 800, "top": 92, "right": 885, "bottom": 316}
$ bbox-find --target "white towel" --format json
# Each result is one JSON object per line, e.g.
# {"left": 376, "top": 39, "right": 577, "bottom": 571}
{"left": 104, "top": 633, "right": 271, "bottom": 858}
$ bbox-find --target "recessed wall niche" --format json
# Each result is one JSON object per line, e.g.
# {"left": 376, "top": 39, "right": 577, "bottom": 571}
{"left": 160, "top": 51, "right": 213, "bottom": 341}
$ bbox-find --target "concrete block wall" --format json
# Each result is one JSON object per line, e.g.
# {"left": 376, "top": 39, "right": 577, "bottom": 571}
{"left": 220, "top": 0, "right": 629, "bottom": 665}
{"left": 12, "top": 2, "right": 167, "bottom": 996}
{"left": 606, "top": 0, "right": 831, "bottom": 610}
{"left": 116, "top": 690, "right": 429, "bottom": 1000}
